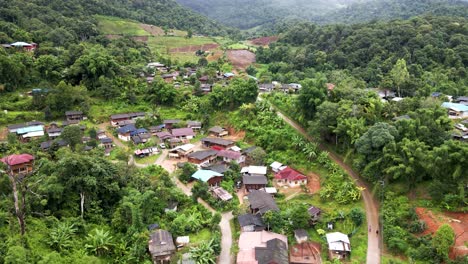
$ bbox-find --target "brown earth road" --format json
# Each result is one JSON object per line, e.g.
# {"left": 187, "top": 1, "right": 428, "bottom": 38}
{"left": 262, "top": 98, "right": 381, "bottom": 264}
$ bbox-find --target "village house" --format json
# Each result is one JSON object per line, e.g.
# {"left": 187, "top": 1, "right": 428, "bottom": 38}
{"left": 110, "top": 112, "right": 145, "bottom": 127}
{"left": 308, "top": 206, "right": 322, "bottom": 224}
{"left": 237, "top": 231, "right": 288, "bottom": 264}
{"left": 210, "top": 186, "right": 233, "bottom": 201}
{"left": 7, "top": 41, "right": 37, "bottom": 51}
{"left": 205, "top": 163, "right": 230, "bottom": 174}
{"left": 149, "top": 125, "right": 165, "bottom": 135}
{"left": 117, "top": 124, "right": 137, "bottom": 141}
{"left": 201, "top": 138, "right": 235, "bottom": 150}
{"left": 148, "top": 229, "right": 176, "bottom": 264}
{"left": 168, "top": 138, "right": 182, "bottom": 148}
{"left": 7, "top": 121, "right": 44, "bottom": 134}
{"left": 217, "top": 149, "right": 245, "bottom": 164}
{"left": 200, "top": 84, "right": 212, "bottom": 94}
{"left": 187, "top": 150, "right": 218, "bottom": 165}
{"left": 237, "top": 213, "right": 265, "bottom": 232}
{"left": 259, "top": 83, "right": 274, "bottom": 92}
{"left": 65, "top": 111, "right": 86, "bottom": 123}
{"left": 169, "top": 144, "right": 195, "bottom": 159}
{"left": 163, "top": 119, "right": 181, "bottom": 130}
{"left": 147, "top": 62, "right": 167, "bottom": 72}
{"left": 326, "top": 232, "right": 351, "bottom": 260}
{"left": 161, "top": 73, "right": 174, "bottom": 83}
{"left": 47, "top": 127, "right": 62, "bottom": 139}
{"left": 208, "top": 126, "right": 228, "bottom": 137}
{"left": 241, "top": 166, "right": 267, "bottom": 177}
{"left": 96, "top": 129, "right": 107, "bottom": 140}
{"left": 454, "top": 96, "right": 468, "bottom": 105}
{"left": 187, "top": 121, "right": 202, "bottom": 131}
{"left": 199, "top": 75, "right": 209, "bottom": 84}
{"left": 441, "top": 102, "right": 468, "bottom": 119}
{"left": 0, "top": 154, "right": 35, "bottom": 175}
{"left": 40, "top": 139, "right": 68, "bottom": 151}
{"left": 155, "top": 131, "right": 173, "bottom": 141}
{"left": 132, "top": 134, "right": 152, "bottom": 145}
{"left": 191, "top": 169, "right": 224, "bottom": 186}
{"left": 270, "top": 161, "right": 287, "bottom": 173}
{"left": 247, "top": 190, "right": 279, "bottom": 215}
{"left": 99, "top": 137, "right": 113, "bottom": 150}
{"left": 243, "top": 175, "right": 268, "bottom": 193}
{"left": 274, "top": 167, "right": 308, "bottom": 187}
{"left": 16, "top": 125, "right": 45, "bottom": 142}
{"left": 171, "top": 128, "right": 195, "bottom": 140}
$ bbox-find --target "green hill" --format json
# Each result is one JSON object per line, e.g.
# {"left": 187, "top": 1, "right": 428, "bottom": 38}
{"left": 176, "top": 0, "right": 468, "bottom": 32}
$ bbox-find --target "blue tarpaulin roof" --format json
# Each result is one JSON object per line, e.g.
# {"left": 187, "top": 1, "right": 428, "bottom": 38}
{"left": 442, "top": 102, "right": 468, "bottom": 112}
{"left": 130, "top": 128, "right": 148, "bottom": 136}
{"left": 117, "top": 124, "right": 136, "bottom": 134}
{"left": 17, "top": 125, "right": 43, "bottom": 134}
{"left": 191, "top": 170, "right": 222, "bottom": 182}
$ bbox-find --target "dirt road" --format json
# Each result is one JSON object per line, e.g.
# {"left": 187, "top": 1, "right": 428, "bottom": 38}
{"left": 265, "top": 99, "right": 381, "bottom": 264}
{"left": 129, "top": 142, "right": 234, "bottom": 264}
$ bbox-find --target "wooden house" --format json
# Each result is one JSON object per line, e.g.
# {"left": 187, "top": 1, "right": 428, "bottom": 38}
{"left": 187, "top": 150, "right": 218, "bottom": 165}
{"left": 201, "top": 138, "right": 235, "bottom": 150}
{"left": 208, "top": 126, "right": 228, "bottom": 137}
{"left": 237, "top": 213, "right": 265, "bottom": 232}
{"left": 65, "top": 111, "right": 85, "bottom": 123}
{"left": 148, "top": 229, "right": 176, "bottom": 264}
{"left": 0, "top": 154, "right": 34, "bottom": 175}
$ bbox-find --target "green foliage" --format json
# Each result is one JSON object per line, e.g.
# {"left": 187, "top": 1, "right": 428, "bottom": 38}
{"left": 61, "top": 126, "right": 83, "bottom": 150}
{"left": 179, "top": 163, "right": 197, "bottom": 183}
{"left": 48, "top": 222, "right": 77, "bottom": 252}
{"left": 189, "top": 239, "right": 217, "bottom": 264}
{"left": 432, "top": 224, "right": 455, "bottom": 259}
{"left": 85, "top": 229, "right": 114, "bottom": 257}
{"left": 348, "top": 208, "right": 364, "bottom": 227}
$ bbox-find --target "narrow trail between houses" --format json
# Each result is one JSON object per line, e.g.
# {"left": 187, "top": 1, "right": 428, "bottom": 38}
{"left": 119, "top": 134, "right": 234, "bottom": 264}
{"left": 262, "top": 98, "right": 381, "bottom": 264}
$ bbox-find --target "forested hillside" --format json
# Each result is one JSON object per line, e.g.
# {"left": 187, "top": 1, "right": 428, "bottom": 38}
{"left": 313, "top": 0, "right": 468, "bottom": 25}
{"left": 257, "top": 16, "right": 468, "bottom": 96}
{"left": 177, "top": 0, "right": 468, "bottom": 33}
{"left": 175, "top": 0, "right": 349, "bottom": 30}
{"left": 257, "top": 14, "right": 468, "bottom": 263}
{"left": 0, "top": 0, "right": 232, "bottom": 37}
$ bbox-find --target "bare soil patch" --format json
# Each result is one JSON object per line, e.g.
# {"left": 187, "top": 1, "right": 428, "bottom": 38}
{"left": 140, "top": 24, "right": 164, "bottom": 36}
{"left": 0, "top": 128, "right": 7, "bottom": 141}
{"left": 227, "top": 50, "right": 256, "bottom": 70}
{"left": 248, "top": 36, "right": 279, "bottom": 46}
{"left": 415, "top": 207, "right": 468, "bottom": 258}
{"left": 307, "top": 173, "right": 321, "bottom": 194}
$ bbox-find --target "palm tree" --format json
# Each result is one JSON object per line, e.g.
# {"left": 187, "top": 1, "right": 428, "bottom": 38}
{"left": 85, "top": 229, "right": 114, "bottom": 257}
{"left": 48, "top": 222, "right": 77, "bottom": 252}
{"left": 190, "top": 239, "right": 216, "bottom": 264}
{"left": 292, "top": 135, "right": 305, "bottom": 150}
{"left": 302, "top": 142, "right": 319, "bottom": 161}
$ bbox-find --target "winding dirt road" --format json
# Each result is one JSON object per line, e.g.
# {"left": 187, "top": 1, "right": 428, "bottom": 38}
{"left": 266, "top": 100, "right": 381, "bottom": 264}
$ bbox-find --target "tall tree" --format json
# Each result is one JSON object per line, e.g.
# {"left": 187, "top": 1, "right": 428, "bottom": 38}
{"left": 390, "top": 58, "right": 410, "bottom": 97}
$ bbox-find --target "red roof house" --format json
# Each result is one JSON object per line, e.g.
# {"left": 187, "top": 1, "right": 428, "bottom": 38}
{"left": 0, "top": 154, "right": 35, "bottom": 175}
{"left": 274, "top": 167, "right": 308, "bottom": 187}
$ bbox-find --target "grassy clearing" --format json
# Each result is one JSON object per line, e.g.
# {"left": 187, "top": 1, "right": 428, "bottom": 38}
{"left": 95, "top": 15, "right": 149, "bottom": 36}
{"left": 189, "top": 228, "right": 211, "bottom": 245}
{"left": 134, "top": 153, "right": 161, "bottom": 165}
{"left": 146, "top": 35, "right": 219, "bottom": 63}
